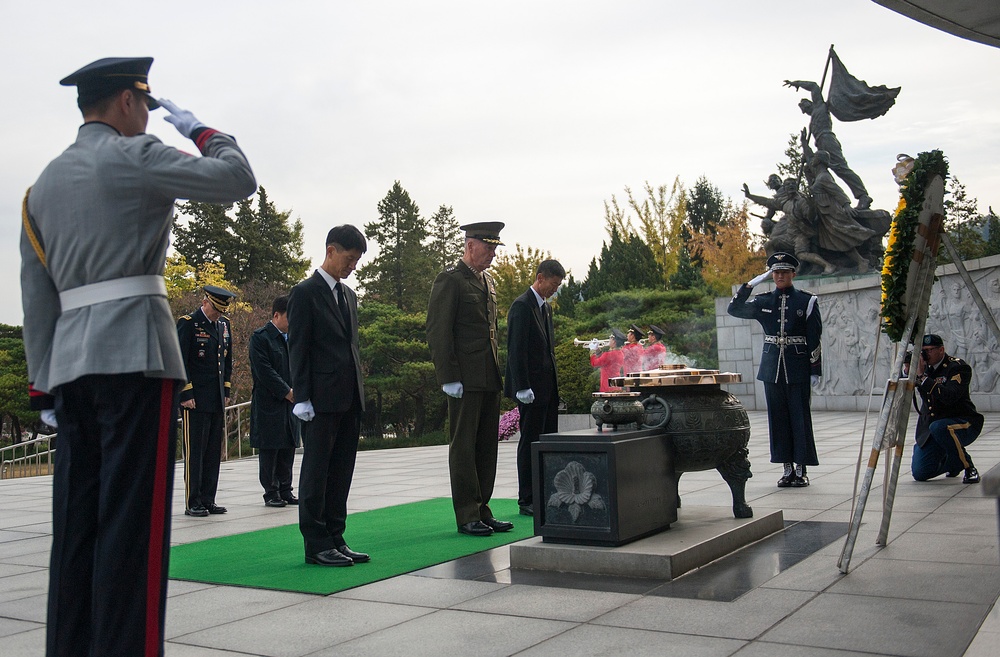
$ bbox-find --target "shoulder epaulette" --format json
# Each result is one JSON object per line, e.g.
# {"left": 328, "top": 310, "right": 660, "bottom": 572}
{"left": 179, "top": 314, "right": 192, "bottom": 321}
{"left": 445, "top": 265, "right": 458, "bottom": 273}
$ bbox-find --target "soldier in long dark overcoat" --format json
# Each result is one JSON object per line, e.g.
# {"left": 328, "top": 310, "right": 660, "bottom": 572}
{"left": 249, "top": 295, "right": 300, "bottom": 506}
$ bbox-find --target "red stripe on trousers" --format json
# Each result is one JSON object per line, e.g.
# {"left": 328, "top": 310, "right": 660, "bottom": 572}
{"left": 145, "top": 381, "right": 173, "bottom": 656}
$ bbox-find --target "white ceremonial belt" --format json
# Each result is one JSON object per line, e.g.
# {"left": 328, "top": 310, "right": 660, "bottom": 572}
{"left": 763, "top": 335, "right": 806, "bottom": 345}
{"left": 59, "top": 275, "right": 167, "bottom": 311}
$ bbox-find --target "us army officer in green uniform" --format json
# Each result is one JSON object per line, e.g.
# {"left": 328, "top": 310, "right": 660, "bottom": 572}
{"left": 426, "top": 222, "right": 514, "bottom": 536}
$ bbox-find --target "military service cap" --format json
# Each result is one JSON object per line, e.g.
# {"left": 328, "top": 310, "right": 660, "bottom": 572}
{"left": 628, "top": 324, "right": 643, "bottom": 339}
{"left": 204, "top": 285, "right": 236, "bottom": 312}
{"left": 60, "top": 57, "right": 160, "bottom": 110}
{"left": 648, "top": 325, "right": 665, "bottom": 340}
{"left": 610, "top": 328, "right": 627, "bottom": 344}
{"left": 767, "top": 252, "right": 799, "bottom": 271}
{"left": 460, "top": 222, "right": 505, "bottom": 246}
{"left": 922, "top": 334, "right": 944, "bottom": 347}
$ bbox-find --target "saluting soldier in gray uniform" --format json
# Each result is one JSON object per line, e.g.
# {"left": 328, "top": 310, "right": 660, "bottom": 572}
{"left": 177, "top": 285, "right": 236, "bottom": 517}
{"left": 728, "top": 253, "right": 822, "bottom": 488}
{"left": 20, "top": 57, "right": 255, "bottom": 657}
{"left": 426, "top": 222, "right": 514, "bottom": 536}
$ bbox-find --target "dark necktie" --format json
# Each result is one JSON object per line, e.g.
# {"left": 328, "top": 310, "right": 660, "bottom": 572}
{"left": 541, "top": 302, "right": 554, "bottom": 349}
{"left": 335, "top": 282, "right": 351, "bottom": 332}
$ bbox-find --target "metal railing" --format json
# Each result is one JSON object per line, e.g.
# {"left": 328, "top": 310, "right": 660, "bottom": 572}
{"left": 0, "top": 433, "right": 56, "bottom": 479}
{"left": 180, "top": 400, "right": 254, "bottom": 462}
{"left": 1, "top": 401, "right": 257, "bottom": 480}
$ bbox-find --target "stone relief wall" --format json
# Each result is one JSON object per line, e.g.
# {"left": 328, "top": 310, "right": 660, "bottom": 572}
{"left": 716, "top": 253, "right": 1000, "bottom": 413}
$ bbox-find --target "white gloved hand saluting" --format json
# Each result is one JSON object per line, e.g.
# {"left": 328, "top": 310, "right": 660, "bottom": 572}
{"left": 442, "top": 382, "right": 464, "bottom": 399}
{"left": 747, "top": 270, "right": 772, "bottom": 287}
{"left": 158, "top": 99, "right": 206, "bottom": 139}
{"left": 292, "top": 400, "right": 315, "bottom": 422}
{"left": 41, "top": 409, "right": 58, "bottom": 429}
{"left": 516, "top": 388, "right": 535, "bottom": 404}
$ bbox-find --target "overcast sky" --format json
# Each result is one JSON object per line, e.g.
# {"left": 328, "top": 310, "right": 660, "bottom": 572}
{"left": 3, "top": 0, "right": 999, "bottom": 326}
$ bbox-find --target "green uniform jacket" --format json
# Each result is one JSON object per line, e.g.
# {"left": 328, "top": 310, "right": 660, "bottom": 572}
{"left": 426, "top": 260, "right": 502, "bottom": 392}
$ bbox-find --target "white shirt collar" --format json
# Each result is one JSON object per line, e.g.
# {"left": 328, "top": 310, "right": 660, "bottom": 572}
{"left": 529, "top": 286, "right": 545, "bottom": 307}
{"left": 316, "top": 267, "right": 339, "bottom": 291}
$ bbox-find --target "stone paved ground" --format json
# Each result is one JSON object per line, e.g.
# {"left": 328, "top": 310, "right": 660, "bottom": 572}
{"left": 1, "top": 410, "right": 997, "bottom": 656}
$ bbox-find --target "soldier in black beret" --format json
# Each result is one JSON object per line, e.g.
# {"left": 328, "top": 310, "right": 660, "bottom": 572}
{"left": 177, "top": 285, "right": 237, "bottom": 517}
{"left": 910, "top": 334, "right": 983, "bottom": 483}
{"left": 728, "top": 252, "right": 822, "bottom": 487}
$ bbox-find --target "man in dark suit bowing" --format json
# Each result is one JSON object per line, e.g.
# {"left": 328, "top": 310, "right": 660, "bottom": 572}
{"left": 504, "top": 259, "right": 565, "bottom": 516}
{"left": 249, "top": 296, "right": 300, "bottom": 507}
{"left": 288, "top": 225, "right": 369, "bottom": 567}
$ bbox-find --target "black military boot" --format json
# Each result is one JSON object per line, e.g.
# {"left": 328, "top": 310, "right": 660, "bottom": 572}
{"left": 777, "top": 463, "right": 794, "bottom": 488}
{"left": 791, "top": 463, "right": 809, "bottom": 487}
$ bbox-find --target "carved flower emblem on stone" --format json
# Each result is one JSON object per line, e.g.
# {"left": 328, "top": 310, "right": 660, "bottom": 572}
{"left": 547, "top": 461, "right": 606, "bottom": 521}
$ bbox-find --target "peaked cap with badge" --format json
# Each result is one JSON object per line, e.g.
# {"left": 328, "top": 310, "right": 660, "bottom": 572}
{"left": 60, "top": 56, "right": 160, "bottom": 109}
{"left": 461, "top": 221, "right": 505, "bottom": 246}
{"left": 767, "top": 252, "right": 799, "bottom": 272}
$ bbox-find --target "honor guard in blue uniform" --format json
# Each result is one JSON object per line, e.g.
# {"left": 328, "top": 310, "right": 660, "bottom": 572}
{"left": 728, "top": 253, "right": 822, "bottom": 487}
{"left": 910, "top": 334, "right": 983, "bottom": 484}
{"left": 22, "top": 57, "right": 255, "bottom": 657}
{"left": 178, "top": 285, "right": 236, "bottom": 517}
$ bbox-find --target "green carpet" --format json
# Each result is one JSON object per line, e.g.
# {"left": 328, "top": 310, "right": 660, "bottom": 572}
{"left": 168, "top": 498, "right": 531, "bottom": 595}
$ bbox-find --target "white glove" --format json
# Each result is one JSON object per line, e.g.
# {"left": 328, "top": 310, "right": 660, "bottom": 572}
{"left": 811, "top": 375, "right": 821, "bottom": 388}
{"left": 442, "top": 382, "right": 464, "bottom": 398}
{"left": 292, "top": 400, "right": 315, "bottom": 422}
{"left": 589, "top": 339, "right": 600, "bottom": 352}
{"left": 158, "top": 99, "right": 206, "bottom": 139}
{"left": 41, "top": 409, "right": 57, "bottom": 428}
{"left": 516, "top": 388, "right": 535, "bottom": 404}
{"left": 748, "top": 270, "right": 772, "bottom": 287}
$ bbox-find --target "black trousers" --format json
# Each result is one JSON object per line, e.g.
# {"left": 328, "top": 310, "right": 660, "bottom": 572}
{"left": 183, "top": 409, "right": 223, "bottom": 509}
{"left": 298, "top": 401, "right": 360, "bottom": 555}
{"left": 516, "top": 393, "right": 559, "bottom": 506}
{"left": 259, "top": 448, "right": 296, "bottom": 500}
{"left": 763, "top": 380, "right": 819, "bottom": 466}
{"left": 49, "top": 374, "right": 179, "bottom": 657}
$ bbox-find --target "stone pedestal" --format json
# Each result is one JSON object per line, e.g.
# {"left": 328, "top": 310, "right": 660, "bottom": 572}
{"left": 531, "top": 427, "right": 677, "bottom": 547}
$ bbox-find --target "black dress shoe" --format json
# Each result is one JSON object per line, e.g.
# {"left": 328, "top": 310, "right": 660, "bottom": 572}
{"left": 206, "top": 504, "right": 228, "bottom": 514}
{"left": 518, "top": 504, "right": 533, "bottom": 516}
{"left": 281, "top": 495, "right": 299, "bottom": 505}
{"left": 946, "top": 468, "right": 962, "bottom": 478}
{"left": 185, "top": 506, "right": 209, "bottom": 517}
{"left": 305, "top": 548, "right": 353, "bottom": 567}
{"left": 963, "top": 467, "right": 980, "bottom": 484}
{"left": 482, "top": 517, "right": 514, "bottom": 532}
{"left": 264, "top": 498, "right": 287, "bottom": 508}
{"left": 458, "top": 521, "right": 493, "bottom": 536}
{"left": 337, "top": 545, "right": 370, "bottom": 563}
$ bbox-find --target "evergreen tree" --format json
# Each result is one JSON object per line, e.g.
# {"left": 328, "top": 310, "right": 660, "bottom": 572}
{"left": 356, "top": 181, "right": 436, "bottom": 312}
{"left": 490, "top": 244, "right": 554, "bottom": 318}
{"left": 229, "top": 187, "right": 309, "bottom": 287}
{"left": 0, "top": 324, "right": 36, "bottom": 442}
{"left": 668, "top": 244, "right": 705, "bottom": 290}
{"left": 583, "top": 226, "right": 662, "bottom": 297}
{"left": 556, "top": 273, "right": 583, "bottom": 317}
{"left": 426, "top": 204, "right": 464, "bottom": 270}
{"left": 776, "top": 131, "right": 805, "bottom": 190}
{"left": 940, "top": 176, "right": 987, "bottom": 264}
{"left": 686, "top": 175, "right": 728, "bottom": 238}
{"left": 173, "top": 187, "right": 308, "bottom": 287}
